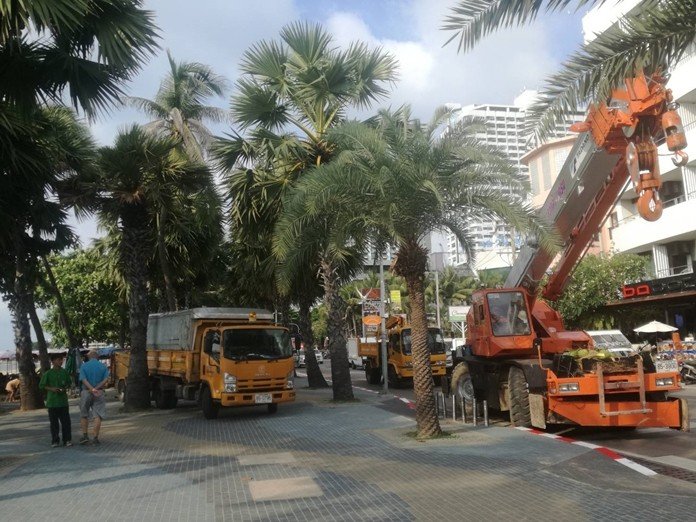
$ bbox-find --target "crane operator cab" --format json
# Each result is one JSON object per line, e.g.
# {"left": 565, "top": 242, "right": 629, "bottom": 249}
{"left": 488, "top": 291, "right": 531, "bottom": 337}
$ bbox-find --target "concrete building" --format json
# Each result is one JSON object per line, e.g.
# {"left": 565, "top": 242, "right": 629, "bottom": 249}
{"left": 445, "top": 92, "right": 584, "bottom": 271}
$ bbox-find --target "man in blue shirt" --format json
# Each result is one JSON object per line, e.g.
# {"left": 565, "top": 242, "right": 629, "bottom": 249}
{"left": 78, "top": 350, "right": 109, "bottom": 445}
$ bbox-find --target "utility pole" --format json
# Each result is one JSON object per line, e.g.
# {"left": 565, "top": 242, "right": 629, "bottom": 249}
{"left": 434, "top": 270, "right": 441, "bottom": 330}
{"left": 379, "top": 258, "right": 389, "bottom": 394}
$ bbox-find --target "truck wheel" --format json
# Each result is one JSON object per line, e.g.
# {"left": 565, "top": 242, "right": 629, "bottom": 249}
{"left": 117, "top": 380, "right": 126, "bottom": 403}
{"left": 508, "top": 366, "right": 531, "bottom": 427}
{"left": 387, "top": 365, "right": 402, "bottom": 388}
{"left": 365, "top": 363, "right": 381, "bottom": 385}
{"left": 450, "top": 363, "right": 474, "bottom": 401}
{"left": 165, "top": 393, "right": 178, "bottom": 409}
{"left": 201, "top": 386, "right": 219, "bottom": 420}
{"left": 267, "top": 403, "right": 278, "bottom": 414}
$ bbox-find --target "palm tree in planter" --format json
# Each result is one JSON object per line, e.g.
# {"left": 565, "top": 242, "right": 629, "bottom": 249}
{"left": 275, "top": 109, "right": 555, "bottom": 437}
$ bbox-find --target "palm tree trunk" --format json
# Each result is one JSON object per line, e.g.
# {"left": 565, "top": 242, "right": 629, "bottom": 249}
{"left": 321, "top": 258, "right": 353, "bottom": 401}
{"left": 11, "top": 232, "right": 43, "bottom": 410}
{"left": 156, "top": 207, "right": 177, "bottom": 311}
{"left": 41, "top": 254, "right": 80, "bottom": 349}
{"left": 121, "top": 207, "right": 152, "bottom": 410}
{"left": 28, "top": 291, "right": 50, "bottom": 373}
{"left": 299, "top": 295, "right": 328, "bottom": 388}
{"left": 394, "top": 240, "right": 441, "bottom": 438}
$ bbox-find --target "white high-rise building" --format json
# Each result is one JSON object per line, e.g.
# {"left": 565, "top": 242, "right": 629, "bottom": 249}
{"left": 445, "top": 92, "right": 584, "bottom": 270}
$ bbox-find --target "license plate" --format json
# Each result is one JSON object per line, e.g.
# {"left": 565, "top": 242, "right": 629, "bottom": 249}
{"left": 655, "top": 360, "right": 679, "bottom": 373}
{"left": 255, "top": 393, "right": 272, "bottom": 404}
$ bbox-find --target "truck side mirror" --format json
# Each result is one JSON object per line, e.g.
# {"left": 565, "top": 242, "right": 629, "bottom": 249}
{"left": 204, "top": 330, "right": 221, "bottom": 356}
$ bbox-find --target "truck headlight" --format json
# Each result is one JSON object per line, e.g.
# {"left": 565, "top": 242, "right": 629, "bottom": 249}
{"left": 224, "top": 373, "right": 237, "bottom": 393}
{"left": 656, "top": 377, "right": 674, "bottom": 386}
{"left": 403, "top": 362, "right": 412, "bottom": 368}
{"left": 558, "top": 382, "right": 579, "bottom": 393}
{"left": 286, "top": 371, "right": 294, "bottom": 389}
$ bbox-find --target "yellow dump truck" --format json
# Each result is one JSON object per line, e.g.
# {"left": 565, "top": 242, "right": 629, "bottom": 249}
{"left": 357, "top": 315, "right": 447, "bottom": 387}
{"left": 114, "top": 308, "right": 296, "bottom": 419}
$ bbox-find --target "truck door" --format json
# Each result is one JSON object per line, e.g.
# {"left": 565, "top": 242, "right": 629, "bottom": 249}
{"left": 202, "top": 328, "right": 222, "bottom": 378}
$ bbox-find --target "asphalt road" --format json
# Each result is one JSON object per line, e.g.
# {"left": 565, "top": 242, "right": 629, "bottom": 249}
{"left": 311, "top": 359, "right": 696, "bottom": 471}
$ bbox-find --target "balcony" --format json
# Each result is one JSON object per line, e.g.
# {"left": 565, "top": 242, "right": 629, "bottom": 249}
{"left": 611, "top": 193, "right": 696, "bottom": 253}
{"left": 654, "top": 264, "right": 694, "bottom": 279}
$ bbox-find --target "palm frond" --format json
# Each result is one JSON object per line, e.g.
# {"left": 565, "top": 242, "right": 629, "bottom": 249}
{"left": 526, "top": 0, "right": 696, "bottom": 142}
{"left": 442, "top": 0, "right": 606, "bottom": 52}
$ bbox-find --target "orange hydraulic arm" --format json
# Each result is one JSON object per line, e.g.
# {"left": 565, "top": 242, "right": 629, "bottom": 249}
{"left": 507, "top": 73, "right": 689, "bottom": 302}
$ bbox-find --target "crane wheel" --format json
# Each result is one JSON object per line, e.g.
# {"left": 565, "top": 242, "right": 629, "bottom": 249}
{"left": 450, "top": 363, "right": 474, "bottom": 401}
{"left": 508, "top": 366, "right": 531, "bottom": 427}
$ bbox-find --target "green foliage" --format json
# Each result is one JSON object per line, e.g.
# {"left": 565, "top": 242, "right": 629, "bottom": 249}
{"left": 555, "top": 253, "right": 650, "bottom": 329}
{"left": 35, "top": 249, "right": 127, "bottom": 347}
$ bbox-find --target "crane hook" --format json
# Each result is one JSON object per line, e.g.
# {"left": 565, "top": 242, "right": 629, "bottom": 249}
{"left": 636, "top": 188, "right": 663, "bottom": 221}
{"left": 672, "top": 150, "right": 689, "bottom": 167}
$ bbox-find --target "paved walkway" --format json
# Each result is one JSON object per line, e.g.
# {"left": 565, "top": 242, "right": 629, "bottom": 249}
{"left": 1, "top": 382, "right": 695, "bottom": 521}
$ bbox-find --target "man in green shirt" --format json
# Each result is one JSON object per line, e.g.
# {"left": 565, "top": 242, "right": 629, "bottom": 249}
{"left": 39, "top": 354, "right": 73, "bottom": 447}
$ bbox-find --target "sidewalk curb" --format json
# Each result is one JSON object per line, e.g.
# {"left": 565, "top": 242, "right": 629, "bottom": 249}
{"left": 515, "top": 427, "right": 657, "bottom": 476}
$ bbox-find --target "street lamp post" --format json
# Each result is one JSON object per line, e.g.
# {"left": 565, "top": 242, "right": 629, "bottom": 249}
{"left": 379, "top": 259, "right": 389, "bottom": 394}
{"left": 434, "top": 270, "right": 441, "bottom": 330}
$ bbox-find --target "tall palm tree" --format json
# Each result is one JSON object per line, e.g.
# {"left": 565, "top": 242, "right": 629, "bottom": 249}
{"left": 214, "top": 22, "right": 398, "bottom": 393}
{"left": 126, "top": 51, "right": 229, "bottom": 162}
{"left": 0, "top": 0, "right": 158, "bottom": 410}
{"left": 82, "top": 126, "right": 212, "bottom": 409}
{"left": 443, "top": 0, "right": 696, "bottom": 140}
{"left": 127, "top": 52, "right": 227, "bottom": 309}
{"left": 274, "top": 108, "right": 555, "bottom": 437}
{"left": 1, "top": 107, "right": 96, "bottom": 410}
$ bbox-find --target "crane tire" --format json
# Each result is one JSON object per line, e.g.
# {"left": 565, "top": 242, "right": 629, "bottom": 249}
{"left": 508, "top": 366, "right": 531, "bottom": 427}
{"left": 450, "top": 362, "right": 474, "bottom": 401}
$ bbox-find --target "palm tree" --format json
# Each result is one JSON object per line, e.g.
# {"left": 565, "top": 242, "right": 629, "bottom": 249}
{"left": 126, "top": 52, "right": 227, "bottom": 309}
{"left": 274, "top": 108, "right": 554, "bottom": 437}
{"left": 82, "top": 126, "right": 212, "bottom": 409}
{"left": 1, "top": 107, "right": 96, "bottom": 410}
{"left": 214, "top": 22, "right": 398, "bottom": 393}
{"left": 0, "top": 0, "right": 158, "bottom": 410}
{"left": 443, "top": 0, "right": 696, "bottom": 140}
{"left": 126, "top": 51, "right": 229, "bottom": 162}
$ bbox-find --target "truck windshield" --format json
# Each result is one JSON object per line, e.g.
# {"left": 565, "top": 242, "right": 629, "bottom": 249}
{"left": 223, "top": 328, "right": 293, "bottom": 360}
{"left": 401, "top": 328, "right": 446, "bottom": 355}
{"left": 487, "top": 291, "right": 531, "bottom": 337}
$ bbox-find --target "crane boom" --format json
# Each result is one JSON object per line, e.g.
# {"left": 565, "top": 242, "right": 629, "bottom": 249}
{"left": 504, "top": 73, "right": 689, "bottom": 301}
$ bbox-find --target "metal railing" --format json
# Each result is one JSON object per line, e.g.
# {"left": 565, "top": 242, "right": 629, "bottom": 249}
{"left": 655, "top": 264, "right": 694, "bottom": 279}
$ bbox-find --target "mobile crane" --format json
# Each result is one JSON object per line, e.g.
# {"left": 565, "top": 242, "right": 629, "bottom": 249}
{"left": 451, "top": 73, "right": 690, "bottom": 430}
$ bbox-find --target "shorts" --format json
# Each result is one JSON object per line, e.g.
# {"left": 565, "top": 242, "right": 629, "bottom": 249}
{"left": 80, "top": 390, "right": 107, "bottom": 419}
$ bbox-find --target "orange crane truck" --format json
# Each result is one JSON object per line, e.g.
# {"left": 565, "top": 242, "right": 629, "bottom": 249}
{"left": 358, "top": 315, "right": 447, "bottom": 387}
{"left": 114, "top": 308, "right": 296, "bottom": 419}
{"left": 451, "top": 73, "right": 690, "bottom": 431}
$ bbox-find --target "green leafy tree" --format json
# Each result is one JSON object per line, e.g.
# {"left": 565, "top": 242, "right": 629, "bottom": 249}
{"left": 0, "top": 0, "right": 158, "bottom": 410}
{"left": 275, "top": 108, "right": 554, "bottom": 437}
{"left": 443, "top": 0, "right": 696, "bottom": 140}
{"left": 555, "top": 253, "right": 652, "bottom": 329}
{"left": 214, "top": 22, "right": 397, "bottom": 392}
{"left": 35, "top": 249, "right": 128, "bottom": 348}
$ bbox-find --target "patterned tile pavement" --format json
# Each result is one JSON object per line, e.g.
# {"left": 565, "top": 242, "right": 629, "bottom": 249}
{"left": 1, "top": 381, "right": 695, "bottom": 521}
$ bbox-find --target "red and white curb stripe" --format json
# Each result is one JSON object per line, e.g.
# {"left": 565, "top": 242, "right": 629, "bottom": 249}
{"left": 515, "top": 427, "right": 657, "bottom": 476}
{"left": 296, "top": 373, "right": 416, "bottom": 409}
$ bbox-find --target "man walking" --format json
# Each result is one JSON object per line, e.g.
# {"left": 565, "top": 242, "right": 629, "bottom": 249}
{"left": 39, "top": 354, "right": 73, "bottom": 447}
{"left": 78, "top": 350, "right": 109, "bottom": 445}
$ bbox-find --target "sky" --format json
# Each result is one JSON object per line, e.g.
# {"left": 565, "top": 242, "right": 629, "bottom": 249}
{"left": 0, "top": 0, "right": 589, "bottom": 349}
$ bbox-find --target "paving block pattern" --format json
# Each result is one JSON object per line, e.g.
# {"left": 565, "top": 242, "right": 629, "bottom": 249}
{"left": 0, "top": 386, "right": 695, "bottom": 521}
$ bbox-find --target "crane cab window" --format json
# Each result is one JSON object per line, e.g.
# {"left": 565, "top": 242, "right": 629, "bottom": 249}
{"left": 487, "top": 292, "right": 531, "bottom": 337}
